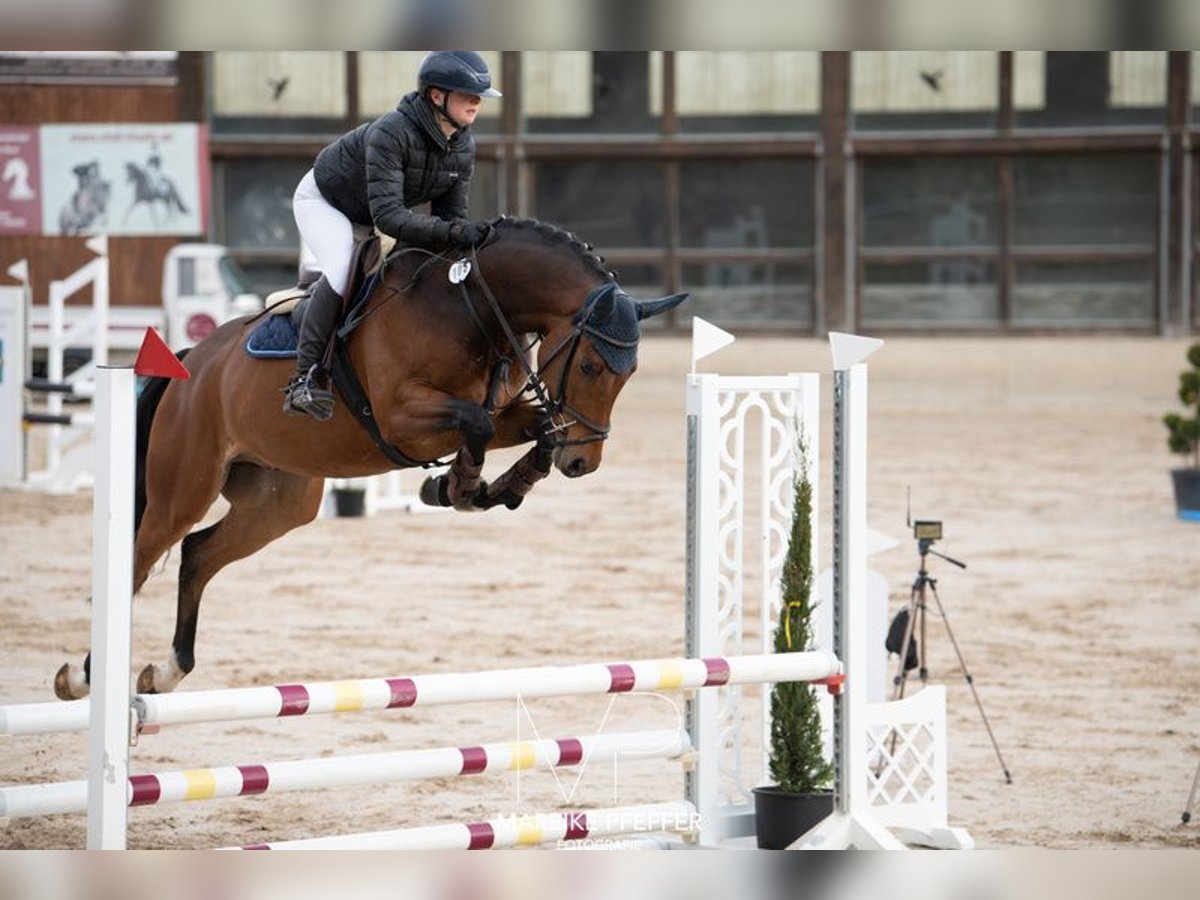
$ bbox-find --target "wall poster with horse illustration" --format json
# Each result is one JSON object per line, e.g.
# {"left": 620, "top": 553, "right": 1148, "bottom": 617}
{"left": 28, "top": 123, "right": 208, "bottom": 237}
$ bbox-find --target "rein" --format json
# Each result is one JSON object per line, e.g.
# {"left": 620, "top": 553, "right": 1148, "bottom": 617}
{"left": 457, "top": 245, "right": 613, "bottom": 449}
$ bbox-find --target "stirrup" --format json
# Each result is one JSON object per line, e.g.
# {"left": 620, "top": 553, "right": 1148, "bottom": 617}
{"left": 282, "top": 367, "right": 336, "bottom": 421}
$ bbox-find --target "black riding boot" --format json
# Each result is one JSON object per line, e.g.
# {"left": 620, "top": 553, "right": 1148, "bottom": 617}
{"left": 282, "top": 276, "right": 341, "bottom": 421}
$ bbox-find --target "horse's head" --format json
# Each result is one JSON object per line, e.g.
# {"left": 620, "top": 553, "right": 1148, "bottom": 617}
{"left": 467, "top": 218, "right": 688, "bottom": 479}
{"left": 73, "top": 161, "right": 99, "bottom": 184}
{"left": 534, "top": 280, "right": 688, "bottom": 479}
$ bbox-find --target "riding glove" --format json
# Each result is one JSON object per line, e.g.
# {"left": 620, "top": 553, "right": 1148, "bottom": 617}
{"left": 449, "top": 220, "right": 489, "bottom": 248}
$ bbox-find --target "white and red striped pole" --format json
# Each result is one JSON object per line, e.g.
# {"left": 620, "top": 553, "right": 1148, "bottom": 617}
{"left": 1, "top": 652, "right": 840, "bottom": 737}
{"left": 232, "top": 801, "right": 699, "bottom": 850}
{"left": 3, "top": 729, "right": 689, "bottom": 819}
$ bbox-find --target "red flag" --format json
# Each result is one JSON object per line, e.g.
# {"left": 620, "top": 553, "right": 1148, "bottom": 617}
{"left": 134, "top": 328, "right": 190, "bottom": 379}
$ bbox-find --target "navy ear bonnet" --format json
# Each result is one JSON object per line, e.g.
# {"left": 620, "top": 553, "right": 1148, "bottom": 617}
{"left": 574, "top": 283, "right": 689, "bottom": 374}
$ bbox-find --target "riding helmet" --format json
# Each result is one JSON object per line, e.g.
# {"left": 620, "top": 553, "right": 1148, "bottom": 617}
{"left": 417, "top": 51, "right": 501, "bottom": 98}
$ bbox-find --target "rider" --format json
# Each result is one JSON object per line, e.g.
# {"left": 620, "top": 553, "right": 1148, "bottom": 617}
{"left": 144, "top": 148, "right": 166, "bottom": 194}
{"left": 282, "top": 50, "right": 501, "bottom": 421}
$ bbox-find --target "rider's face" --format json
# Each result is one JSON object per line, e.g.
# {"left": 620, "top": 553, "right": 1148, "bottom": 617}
{"left": 447, "top": 91, "right": 482, "bottom": 126}
{"left": 431, "top": 89, "right": 482, "bottom": 129}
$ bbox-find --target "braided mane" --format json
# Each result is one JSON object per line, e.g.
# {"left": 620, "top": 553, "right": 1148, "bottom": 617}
{"left": 491, "top": 216, "right": 614, "bottom": 281}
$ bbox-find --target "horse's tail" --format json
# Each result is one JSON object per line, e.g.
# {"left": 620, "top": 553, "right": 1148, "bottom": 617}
{"left": 134, "top": 348, "right": 190, "bottom": 536}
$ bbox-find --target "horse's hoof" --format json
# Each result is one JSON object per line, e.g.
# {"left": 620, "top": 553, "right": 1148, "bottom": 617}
{"left": 54, "top": 663, "right": 89, "bottom": 701}
{"left": 419, "top": 475, "right": 451, "bottom": 508}
{"left": 136, "top": 665, "right": 159, "bottom": 695}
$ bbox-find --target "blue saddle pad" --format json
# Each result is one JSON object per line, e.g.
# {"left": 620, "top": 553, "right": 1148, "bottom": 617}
{"left": 245, "top": 313, "right": 300, "bottom": 359}
{"left": 244, "top": 271, "right": 382, "bottom": 360}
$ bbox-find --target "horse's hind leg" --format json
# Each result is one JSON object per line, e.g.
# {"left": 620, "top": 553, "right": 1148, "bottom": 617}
{"left": 136, "top": 464, "right": 324, "bottom": 694}
{"left": 53, "top": 432, "right": 232, "bottom": 701}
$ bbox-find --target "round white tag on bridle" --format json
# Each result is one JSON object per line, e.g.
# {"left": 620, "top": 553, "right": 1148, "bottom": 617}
{"left": 449, "top": 259, "right": 472, "bottom": 284}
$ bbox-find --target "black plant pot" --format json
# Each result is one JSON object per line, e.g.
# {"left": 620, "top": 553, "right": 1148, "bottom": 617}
{"left": 333, "top": 487, "right": 366, "bottom": 518}
{"left": 1172, "top": 468, "right": 1200, "bottom": 521}
{"left": 752, "top": 787, "right": 834, "bottom": 849}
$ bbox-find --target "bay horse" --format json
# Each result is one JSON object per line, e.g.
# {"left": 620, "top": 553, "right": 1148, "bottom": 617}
{"left": 54, "top": 217, "right": 687, "bottom": 700}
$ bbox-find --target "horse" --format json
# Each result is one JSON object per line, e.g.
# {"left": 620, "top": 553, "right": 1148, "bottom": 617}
{"left": 124, "top": 161, "right": 189, "bottom": 226}
{"left": 54, "top": 217, "right": 688, "bottom": 700}
{"left": 58, "top": 161, "right": 110, "bottom": 236}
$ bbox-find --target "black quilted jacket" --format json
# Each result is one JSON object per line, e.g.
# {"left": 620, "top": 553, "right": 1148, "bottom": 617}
{"left": 312, "top": 91, "right": 473, "bottom": 246}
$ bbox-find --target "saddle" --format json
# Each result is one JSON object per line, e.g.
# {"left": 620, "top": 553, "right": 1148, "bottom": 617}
{"left": 262, "top": 225, "right": 395, "bottom": 325}
{"left": 246, "top": 228, "right": 444, "bottom": 469}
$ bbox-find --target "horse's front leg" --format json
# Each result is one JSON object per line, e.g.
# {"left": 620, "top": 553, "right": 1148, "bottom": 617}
{"left": 470, "top": 402, "right": 555, "bottom": 511}
{"left": 472, "top": 439, "right": 554, "bottom": 510}
{"left": 415, "top": 397, "right": 496, "bottom": 511}
{"left": 418, "top": 400, "right": 553, "bottom": 512}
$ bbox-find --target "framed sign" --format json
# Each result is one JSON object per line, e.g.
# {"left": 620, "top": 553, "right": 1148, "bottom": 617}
{"left": 38, "top": 123, "right": 208, "bottom": 237}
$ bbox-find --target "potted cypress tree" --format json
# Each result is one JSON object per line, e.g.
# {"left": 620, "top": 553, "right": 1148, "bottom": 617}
{"left": 752, "top": 433, "right": 835, "bottom": 849}
{"left": 1164, "top": 343, "right": 1200, "bottom": 521}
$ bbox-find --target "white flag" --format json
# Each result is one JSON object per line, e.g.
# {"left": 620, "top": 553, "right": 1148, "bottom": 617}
{"left": 6, "top": 259, "right": 29, "bottom": 283}
{"left": 691, "top": 317, "right": 735, "bottom": 369}
{"left": 828, "top": 332, "right": 884, "bottom": 371}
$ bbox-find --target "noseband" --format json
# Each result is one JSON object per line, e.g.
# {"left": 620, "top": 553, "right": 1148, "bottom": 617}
{"left": 458, "top": 250, "right": 629, "bottom": 450}
{"left": 528, "top": 288, "right": 638, "bottom": 447}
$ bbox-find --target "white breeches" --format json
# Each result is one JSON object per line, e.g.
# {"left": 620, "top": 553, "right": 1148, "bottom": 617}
{"left": 293, "top": 169, "right": 354, "bottom": 297}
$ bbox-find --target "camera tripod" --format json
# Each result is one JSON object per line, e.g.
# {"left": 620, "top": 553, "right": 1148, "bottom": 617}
{"left": 890, "top": 537, "right": 1013, "bottom": 784}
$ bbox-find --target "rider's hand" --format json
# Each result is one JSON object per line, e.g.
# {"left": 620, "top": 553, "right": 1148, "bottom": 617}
{"left": 449, "top": 220, "right": 489, "bottom": 248}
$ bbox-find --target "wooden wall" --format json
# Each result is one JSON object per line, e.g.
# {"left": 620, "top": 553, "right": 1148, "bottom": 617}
{"left": 0, "top": 53, "right": 203, "bottom": 307}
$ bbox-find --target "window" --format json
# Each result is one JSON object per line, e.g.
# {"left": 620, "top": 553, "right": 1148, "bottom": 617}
{"left": 852, "top": 52, "right": 999, "bottom": 131}
{"left": 860, "top": 157, "right": 1000, "bottom": 329}
{"left": 1192, "top": 51, "right": 1200, "bottom": 124}
{"left": 218, "top": 158, "right": 310, "bottom": 251}
{"left": 1014, "top": 156, "right": 1157, "bottom": 247}
{"left": 862, "top": 263, "right": 998, "bottom": 330}
{"left": 522, "top": 51, "right": 593, "bottom": 119}
{"left": 534, "top": 161, "right": 666, "bottom": 249}
{"left": 1014, "top": 262, "right": 1156, "bottom": 328}
{"left": 1013, "top": 154, "right": 1158, "bottom": 329}
{"left": 526, "top": 52, "right": 660, "bottom": 134}
{"left": 1109, "top": 52, "right": 1167, "bottom": 108}
{"left": 862, "top": 159, "right": 998, "bottom": 249}
{"left": 679, "top": 160, "right": 813, "bottom": 248}
{"left": 177, "top": 256, "right": 195, "bottom": 298}
{"left": 682, "top": 262, "right": 813, "bottom": 329}
{"left": 650, "top": 52, "right": 820, "bottom": 133}
{"left": 212, "top": 52, "right": 346, "bottom": 130}
{"left": 1015, "top": 52, "right": 1165, "bottom": 128}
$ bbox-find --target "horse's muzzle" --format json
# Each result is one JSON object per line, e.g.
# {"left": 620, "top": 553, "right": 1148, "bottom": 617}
{"left": 553, "top": 445, "right": 599, "bottom": 479}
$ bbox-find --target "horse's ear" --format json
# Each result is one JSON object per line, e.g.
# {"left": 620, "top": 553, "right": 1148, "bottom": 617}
{"left": 590, "top": 282, "right": 619, "bottom": 319}
{"left": 635, "top": 292, "right": 690, "bottom": 321}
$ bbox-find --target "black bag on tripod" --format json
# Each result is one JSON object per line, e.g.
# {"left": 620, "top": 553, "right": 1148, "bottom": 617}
{"left": 886, "top": 608, "right": 920, "bottom": 672}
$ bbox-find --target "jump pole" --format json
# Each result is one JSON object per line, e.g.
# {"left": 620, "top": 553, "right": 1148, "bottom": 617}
{"left": 229, "top": 801, "right": 700, "bottom": 851}
{"left": 3, "top": 729, "right": 690, "bottom": 819}
{"left": 0, "top": 652, "right": 841, "bottom": 737}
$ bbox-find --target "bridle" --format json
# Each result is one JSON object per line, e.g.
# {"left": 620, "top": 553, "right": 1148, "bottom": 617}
{"left": 457, "top": 246, "right": 629, "bottom": 450}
